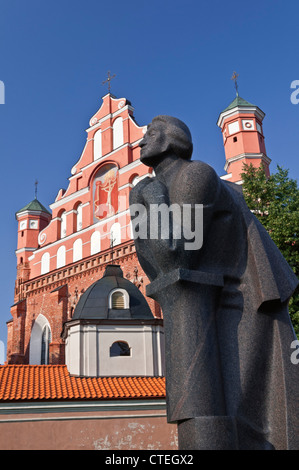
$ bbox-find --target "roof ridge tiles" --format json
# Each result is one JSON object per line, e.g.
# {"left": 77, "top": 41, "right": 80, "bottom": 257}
{"left": 0, "top": 365, "right": 166, "bottom": 401}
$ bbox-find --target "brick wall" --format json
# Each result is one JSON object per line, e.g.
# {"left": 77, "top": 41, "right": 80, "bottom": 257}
{"left": 7, "top": 242, "right": 161, "bottom": 365}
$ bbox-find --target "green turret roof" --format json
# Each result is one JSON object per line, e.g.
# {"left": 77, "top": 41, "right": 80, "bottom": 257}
{"left": 16, "top": 198, "right": 50, "bottom": 215}
{"left": 221, "top": 95, "right": 256, "bottom": 113}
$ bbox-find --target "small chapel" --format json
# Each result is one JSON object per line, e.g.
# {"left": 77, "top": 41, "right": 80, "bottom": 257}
{"left": 0, "top": 87, "right": 271, "bottom": 449}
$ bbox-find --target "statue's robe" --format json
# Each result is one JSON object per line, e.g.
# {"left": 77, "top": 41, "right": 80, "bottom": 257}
{"left": 130, "top": 159, "right": 299, "bottom": 450}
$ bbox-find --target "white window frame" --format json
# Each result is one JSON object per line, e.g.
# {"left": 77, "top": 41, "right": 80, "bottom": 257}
{"left": 76, "top": 204, "right": 83, "bottom": 231}
{"left": 60, "top": 211, "right": 67, "bottom": 239}
{"left": 90, "top": 230, "right": 101, "bottom": 255}
{"left": 41, "top": 252, "right": 50, "bottom": 275}
{"left": 113, "top": 117, "right": 124, "bottom": 149}
{"left": 73, "top": 238, "right": 83, "bottom": 262}
{"left": 110, "top": 222, "right": 121, "bottom": 246}
{"left": 56, "top": 245, "right": 66, "bottom": 269}
{"left": 109, "top": 288, "right": 130, "bottom": 309}
{"left": 29, "top": 314, "right": 51, "bottom": 365}
{"left": 94, "top": 128, "right": 102, "bottom": 160}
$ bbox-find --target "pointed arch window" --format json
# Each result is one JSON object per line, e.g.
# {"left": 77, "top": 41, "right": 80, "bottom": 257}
{"left": 41, "top": 325, "right": 52, "bottom": 365}
{"left": 29, "top": 314, "right": 51, "bottom": 365}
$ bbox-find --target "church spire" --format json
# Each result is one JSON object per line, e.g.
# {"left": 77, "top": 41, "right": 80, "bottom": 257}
{"left": 231, "top": 71, "right": 239, "bottom": 97}
{"left": 217, "top": 86, "right": 270, "bottom": 184}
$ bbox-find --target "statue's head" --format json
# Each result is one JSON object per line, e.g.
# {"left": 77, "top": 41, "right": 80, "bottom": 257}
{"left": 139, "top": 115, "right": 193, "bottom": 167}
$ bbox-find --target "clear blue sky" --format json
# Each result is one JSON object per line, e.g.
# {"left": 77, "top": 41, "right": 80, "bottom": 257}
{"left": 0, "top": 0, "right": 298, "bottom": 358}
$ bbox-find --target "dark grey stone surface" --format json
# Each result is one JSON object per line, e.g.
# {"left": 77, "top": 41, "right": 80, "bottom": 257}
{"left": 129, "top": 115, "right": 299, "bottom": 450}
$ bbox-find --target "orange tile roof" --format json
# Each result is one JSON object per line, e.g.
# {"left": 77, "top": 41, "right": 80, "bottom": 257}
{"left": 0, "top": 365, "right": 166, "bottom": 402}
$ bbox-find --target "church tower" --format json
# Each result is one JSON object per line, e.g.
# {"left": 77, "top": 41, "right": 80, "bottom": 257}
{"left": 14, "top": 198, "right": 51, "bottom": 305}
{"left": 15, "top": 198, "right": 51, "bottom": 265}
{"left": 217, "top": 95, "right": 271, "bottom": 183}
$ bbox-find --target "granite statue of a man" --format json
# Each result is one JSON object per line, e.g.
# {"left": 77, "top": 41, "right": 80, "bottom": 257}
{"left": 129, "top": 115, "right": 299, "bottom": 450}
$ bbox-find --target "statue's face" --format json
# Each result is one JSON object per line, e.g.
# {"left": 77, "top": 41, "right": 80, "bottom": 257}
{"left": 139, "top": 121, "right": 167, "bottom": 166}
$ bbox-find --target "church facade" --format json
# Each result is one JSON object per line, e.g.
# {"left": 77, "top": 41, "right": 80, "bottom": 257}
{"left": 7, "top": 93, "right": 161, "bottom": 366}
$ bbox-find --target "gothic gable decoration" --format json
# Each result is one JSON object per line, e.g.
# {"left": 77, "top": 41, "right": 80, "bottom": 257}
{"left": 93, "top": 164, "right": 118, "bottom": 221}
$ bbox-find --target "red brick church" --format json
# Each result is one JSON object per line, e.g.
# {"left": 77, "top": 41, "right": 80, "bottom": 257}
{"left": 0, "top": 90, "right": 270, "bottom": 450}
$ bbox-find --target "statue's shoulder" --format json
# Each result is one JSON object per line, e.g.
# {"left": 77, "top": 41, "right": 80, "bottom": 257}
{"left": 187, "top": 160, "right": 218, "bottom": 180}
{"left": 129, "top": 176, "right": 152, "bottom": 204}
{"left": 183, "top": 160, "right": 220, "bottom": 201}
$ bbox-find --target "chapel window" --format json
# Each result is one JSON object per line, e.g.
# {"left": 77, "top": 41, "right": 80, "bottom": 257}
{"left": 90, "top": 230, "right": 101, "bottom": 255}
{"left": 112, "top": 291, "right": 125, "bottom": 309}
{"left": 110, "top": 341, "right": 131, "bottom": 357}
{"left": 41, "top": 325, "right": 51, "bottom": 365}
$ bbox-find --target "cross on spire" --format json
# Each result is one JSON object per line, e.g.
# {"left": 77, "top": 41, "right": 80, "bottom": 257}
{"left": 35, "top": 179, "right": 38, "bottom": 199}
{"left": 102, "top": 71, "right": 116, "bottom": 93}
{"left": 231, "top": 71, "right": 239, "bottom": 96}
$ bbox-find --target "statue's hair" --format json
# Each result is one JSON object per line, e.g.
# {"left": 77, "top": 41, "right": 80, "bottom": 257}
{"left": 152, "top": 115, "right": 193, "bottom": 160}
